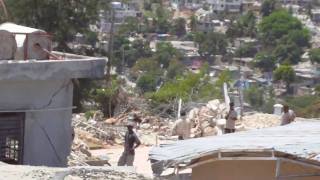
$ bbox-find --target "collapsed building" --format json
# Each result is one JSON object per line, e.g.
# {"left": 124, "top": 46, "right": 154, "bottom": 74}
{"left": 0, "top": 23, "right": 105, "bottom": 167}
{"left": 150, "top": 120, "right": 320, "bottom": 180}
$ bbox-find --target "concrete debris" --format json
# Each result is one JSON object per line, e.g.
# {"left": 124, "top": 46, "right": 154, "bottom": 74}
{"left": 0, "top": 164, "right": 151, "bottom": 180}
{"left": 187, "top": 99, "right": 228, "bottom": 137}
{"left": 186, "top": 100, "right": 282, "bottom": 137}
{"left": 240, "top": 113, "right": 281, "bottom": 130}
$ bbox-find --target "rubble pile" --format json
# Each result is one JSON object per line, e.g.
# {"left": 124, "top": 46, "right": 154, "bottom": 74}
{"left": 188, "top": 99, "right": 228, "bottom": 137}
{"left": 68, "top": 132, "right": 100, "bottom": 166}
{"left": 65, "top": 167, "right": 151, "bottom": 180}
{"left": 73, "top": 114, "right": 125, "bottom": 145}
{"left": 0, "top": 164, "right": 151, "bottom": 180}
{"left": 240, "top": 113, "right": 281, "bottom": 130}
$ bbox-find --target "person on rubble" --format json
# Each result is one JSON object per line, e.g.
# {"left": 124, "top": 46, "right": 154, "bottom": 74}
{"left": 172, "top": 111, "right": 194, "bottom": 140}
{"left": 281, "top": 105, "right": 296, "bottom": 126}
{"left": 117, "top": 120, "right": 141, "bottom": 166}
{"left": 224, "top": 102, "right": 238, "bottom": 134}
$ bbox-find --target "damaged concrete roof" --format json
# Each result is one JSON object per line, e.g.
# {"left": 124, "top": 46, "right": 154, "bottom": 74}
{"left": 149, "top": 120, "right": 320, "bottom": 169}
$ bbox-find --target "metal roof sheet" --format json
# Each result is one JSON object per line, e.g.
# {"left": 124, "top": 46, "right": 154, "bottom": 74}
{"left": 149, "top": 120, "right": 320, "bottom": 169}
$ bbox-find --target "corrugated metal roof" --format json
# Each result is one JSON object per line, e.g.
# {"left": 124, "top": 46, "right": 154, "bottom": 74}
{"left": 149, "top": 120, "right": 320, "bottom": 169}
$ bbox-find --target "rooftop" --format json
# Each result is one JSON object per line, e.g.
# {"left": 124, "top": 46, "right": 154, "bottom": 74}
{"left": 149, "top": 120, "right": 320, "bottom": 170}
{"left": 0, "top": 51, "right": 106, "bottom": 81}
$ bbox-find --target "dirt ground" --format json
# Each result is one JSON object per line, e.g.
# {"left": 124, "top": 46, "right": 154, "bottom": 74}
{"left": 90, "top": 146, "right": 153, "bottom": 178}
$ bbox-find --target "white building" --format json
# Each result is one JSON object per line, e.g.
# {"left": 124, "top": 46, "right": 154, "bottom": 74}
{"left": 207, "top": 0, "right": 243, "bottom": 13}
{"left": 100, "top": 2, "right": 141, "bottom": 33}
{"left": 311, "top": 9, "right": 320, "bottom": 23}
{"left": 279, "top": 0, "right": 312, "bottom": 7}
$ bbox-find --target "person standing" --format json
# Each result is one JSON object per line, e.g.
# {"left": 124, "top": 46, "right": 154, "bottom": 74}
{"left": 118, "top": 121, "right": 141, "bottom": 166}
{"left": 172, "top": 111, "right": 194, "bottom": 140}
{"left": 225, "top": 102, "right": 238, "bottom": 134}
{"left": 281, "top": 105, "right": 296, "bottom": 126}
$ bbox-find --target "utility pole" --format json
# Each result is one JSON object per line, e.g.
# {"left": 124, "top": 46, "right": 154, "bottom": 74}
{"left": 238, "top": 41, "right": 244, "bottom": 120}
{"left": 106, "top": 8, "right": 115, "bottom": 83}
{"left": 106, "top": 7, "right": 115, "bottom": 118}
{"left": 121, "top": 45, "right": 125, "bottom": 75}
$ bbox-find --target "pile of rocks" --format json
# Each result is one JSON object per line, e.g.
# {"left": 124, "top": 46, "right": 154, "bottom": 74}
{"left": 0, "top": 164, "right": 151, "bottom": 180}
{"left": 240, "top": 113, "right": 281, "bottom": 130}
{"left": 188, "top": 99, "right": 228, "bottom": 137}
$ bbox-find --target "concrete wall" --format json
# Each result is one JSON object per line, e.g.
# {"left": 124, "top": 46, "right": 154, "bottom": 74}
{"left": 192, "top": 160, "right": 320, "bottom": 180}
{"left": 0, "top": 80, "right": 73, "bottom": 167}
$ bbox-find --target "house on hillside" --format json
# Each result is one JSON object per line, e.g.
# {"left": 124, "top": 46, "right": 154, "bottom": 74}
{"left": 279, "top": 0, "right": 312, "bottom": 7}
{"left": 100, "top": 1, "right": 141, "bottom": 34}
{"left": 311, "top": 9, "right": 320, "bottom": 23}
{"left": 150, "top": 120, "right": 320, "bottom": 180}
{"left": 0, "top": 23, "right": 106, "bottom": 167}
{"left": 207, "top": 0, "right": 244, "bottom": 13}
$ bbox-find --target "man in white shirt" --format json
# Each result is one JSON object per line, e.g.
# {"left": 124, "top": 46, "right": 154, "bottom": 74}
{"left": 225, "top": 102, "right": 238, "bottom": 134}
{"left": 172, "top": 111, "right": 194, "bottom": 140}
{"left": 281, "top": 105, "right": 296, "bottom": 126}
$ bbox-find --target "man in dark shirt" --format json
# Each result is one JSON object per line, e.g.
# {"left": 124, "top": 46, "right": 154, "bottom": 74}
{"left": 117, "top": 121, "right": 141, "bottom": 166}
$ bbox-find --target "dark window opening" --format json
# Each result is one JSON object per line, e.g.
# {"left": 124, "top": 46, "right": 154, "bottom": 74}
{"left": 0, "top": 113, "right": 25, "bottom": 164}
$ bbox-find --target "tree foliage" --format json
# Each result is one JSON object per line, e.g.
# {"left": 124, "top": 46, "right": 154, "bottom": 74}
{"left": 254, "top": 52, "right": 276, "bottom": 72}
{"left": 154, "top": 42, "right": 180, "bottom": 68}
{"left": 259, "top": 10, "right": 310, "bottom": 65}
{"left": 244, "top": 85, "right": 264, "bottom": 108}
{"left": 260, "top": 0, "right": 277, "bottom": 17}
{"left": 166, "top": 59, "right": 186, "bottom": 80}
{"left": 154, "top": 6, "right": 171, "bottom": 33}
{"left": 273, "top": 65, "right": 296, "bottom": 92}
{"left": 272, "top": 41, "right": 302, "bottom": 64}
{"left": 190, "top": 15, "right": 197, "bottom": 32}
{"left": 195, "top": 32, "right": 227, "bottom": 62}
{"left": 6, "top": 0, "right": 102, "bottom": 51}
{"left": 137, "top": 73, "right": 158, "bottom": 93}
{"left": 226, "top": 11, "right": 257, "bottom": 38}
{"left": 171, "top": 18, "right": 186, "bottom": 37}
{"left": 309, "top": 48, "right": 320, "bottom": 64}
{"left": 259, "top": 10, "right": 304, "bottom": 46}
{"left": 284, "top": 95, "right": 320, "bottom": 118}
{"left": 235, "top": 43, "right": 258, "bottom": 57}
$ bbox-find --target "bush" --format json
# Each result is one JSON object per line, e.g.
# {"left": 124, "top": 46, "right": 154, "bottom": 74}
{"left": 85, "top": 110, "right": 95, "bottom": 120}
{"left": 284, "top": 95, "right": 320, "bottom": 118}
{"left": 137, "top": 73, "right": 158, "bottom": 93}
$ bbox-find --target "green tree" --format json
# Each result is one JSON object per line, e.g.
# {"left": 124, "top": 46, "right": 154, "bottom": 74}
{"left": 235, "top": 43, "right": 258, "bottom": 57}
{"left": 131, "top": 58, "right": 160, "bottom": 75}
{"left": 281, "top": 29, "right": 310, "bottom": 48}
{"left": 260, "top": 0, "right": 277, "bottom": 17}
{"left": 137, "top": 73, "right": 158, "bottom": 93}
{"left": 274, "top": 65, "right": 296, "bottom": 93}
{"left": 272, "top": 41, "right": 302, "bottom": 64}
{"left": 315, "top": 85, "right": 320, "bottom": 96}
{"left": 90, "top": 77, "right": 120, "bottom": 117}
{"left": 171, "top": 18, "right": 186, "bottom": 37}
{"left": 254, "top": 52, "right": 276, "bottom": 72}
{"left": 124, "top": 39, "right": 152, "bottom": 67}
{"left": 309, "top": 48, "right": 320, "bottom": 64}
{"left": 190, "top": 15, "right": 197, "bottom": 32}
{"left": 244, "top": 86, "right": 264, "bottom": 108}
{"left": 154, "top": 42, "right": 180, "bottom": 68}
{"left": 258, "top": 10, "right": 304, "bottom": 47}
{"left": 154, "top": 6, "right": 171, "bottom": 33}
{"left": 166, "top": 59, "right": 186, "bottom": 80}
{"left": 118, "top": 16, "right": 140, "bottom": 35}
{"left": 195, "top": 32, "right": 227, "bottom": 62}
{"left": 6, "top": 0, "right": 101, "bottom": 51}
{"left": 226, "top": 11, "right": 257, "bottom": 38}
